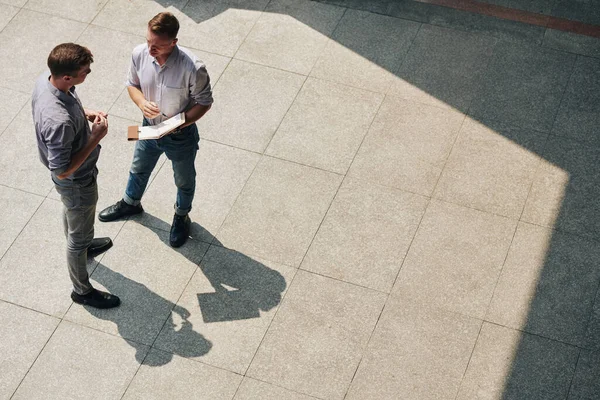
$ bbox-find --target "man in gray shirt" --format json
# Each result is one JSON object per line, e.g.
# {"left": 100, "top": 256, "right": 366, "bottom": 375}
{"left": 32, "top": 43, "right": 120, "bottom": 309}
{"left": 98, "top": 12, "right": 213, "bottom": 248}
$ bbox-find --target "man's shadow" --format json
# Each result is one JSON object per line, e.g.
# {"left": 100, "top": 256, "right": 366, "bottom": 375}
{"left": 84, "top": 212, "right": 286, "bottom": 366}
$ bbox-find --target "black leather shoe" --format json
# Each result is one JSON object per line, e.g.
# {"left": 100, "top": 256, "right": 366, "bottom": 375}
{"left": 170, "top": 214, "right": 191, "bottom": 248}
{"left": 98, "top": 199, "right": 143, "bottom": 222}
{"left": 87, "top": 237, "right": 113, "bottom": 258}
{"left": 71, "top": 289, "right": 121, "bottom": 309}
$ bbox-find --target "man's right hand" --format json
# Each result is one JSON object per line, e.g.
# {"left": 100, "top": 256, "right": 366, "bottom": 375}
{"left": 141, "top": 101, "right": 160, "bottom": 119}
{"left": 91, "top": 114, "right": 108, "bottom": 142}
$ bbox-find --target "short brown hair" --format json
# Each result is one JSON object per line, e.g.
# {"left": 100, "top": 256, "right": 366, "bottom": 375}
{"left": 148, "top": 12, "right": 179, "bottom": 39}
{"left": 47, "top": 43, "right": 93, "bottom": 77}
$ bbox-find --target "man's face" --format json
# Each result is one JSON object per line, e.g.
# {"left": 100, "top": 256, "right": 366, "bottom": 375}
{"left": 146, "top": 29, "right": 177, "bottom": 59}
{"left": 65, "top": 64, "right": 91, "bottom": 86}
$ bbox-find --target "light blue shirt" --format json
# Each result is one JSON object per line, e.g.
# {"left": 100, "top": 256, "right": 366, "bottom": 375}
{"left": 126, "top": 44, "right": 213, "bottom": 125}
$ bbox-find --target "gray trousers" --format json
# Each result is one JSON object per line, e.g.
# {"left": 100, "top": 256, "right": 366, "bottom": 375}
{"left": 54, "top": 178, "right": 98, "bottom": 295}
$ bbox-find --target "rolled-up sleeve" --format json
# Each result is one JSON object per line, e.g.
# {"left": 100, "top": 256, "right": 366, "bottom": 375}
{"left": 45, "top": 120, "right": 75, "bottom": 175}
{"left": 125, "top": 54, "right": 140, "bottom": 88}
{"left": 189, "top": 61, "right": 213, "bottom": 106}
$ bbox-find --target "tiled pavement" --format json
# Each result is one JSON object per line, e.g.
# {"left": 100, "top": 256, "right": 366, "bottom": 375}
{"left": 1, "top": 0, "right": 599, "bottom": 399}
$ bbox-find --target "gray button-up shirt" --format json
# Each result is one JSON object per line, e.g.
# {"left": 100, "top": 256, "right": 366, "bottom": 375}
{"left": 126, "top": 44, "right": 213, "bottom": 125}
{"left": 32, "top": 73, "right": 99, "bottom": 186}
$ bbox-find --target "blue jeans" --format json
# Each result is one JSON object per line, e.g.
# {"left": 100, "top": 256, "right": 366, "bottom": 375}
{"left": 124, "top": 120, "right": 199, "bottom": 216}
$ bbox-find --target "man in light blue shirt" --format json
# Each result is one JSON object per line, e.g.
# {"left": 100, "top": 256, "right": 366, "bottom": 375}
{"left": 99, "top": 12, "right": 213, "bottom": 248}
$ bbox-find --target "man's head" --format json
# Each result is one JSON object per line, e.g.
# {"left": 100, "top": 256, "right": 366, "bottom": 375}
{"left": 47, "top": 43, "right": 93, "bottom": 86}
{"left": 147, "top": 12, "right": 179, "bottom": 59}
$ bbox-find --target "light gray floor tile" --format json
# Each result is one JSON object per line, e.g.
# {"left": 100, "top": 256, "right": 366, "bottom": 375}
{"left": 389, "top": 24, "right": 496, "bottom": 113}
{"left": 0, "top": 301, "right": 59, "bottom": 399}
{"left": 521, "top": 136, "right": 600, "bottom": 241}
{"left": 123, "top": 347, "right": 242, "bottom": 400}
{"left": 392, "top": 200, "right": 516, "bottom": 319}
{"left": 247, "top": 270, "right": 387, "bottom": 399}
{"left": 154, "top": 245, "right": 295, "bottom": 373}
{"left": 469, "top": 42, "right": 575, "bottom": 132}
{"left": 457, "top": 322, "right": 579, "bottom": 400}
{"left": 12, "top": 320, "right": 148, "bottom": 400}
{"left": 543, "top": 29, "right": 600, "bottom": 59}
{"left": 348, "top": 97, "right": 464, "bottom": 196}
{"left": 23, "top": 0, "right": 109, "bottom": 23}
{"left": 487, "top": 222, "right": 600, "bottom": 346}
{"left": 200, "top": 60, "right": 305, "bottom": 152}
{"left": 234, "top": 377, "right": 316, "bottom": 400}
{"left": 133, "top": 140, "right": 260, "bottom": 243}
{"left": 0, "top": 9, "right": 86, "bottom": 93}
{"left": 568, "top": 349, "right": 600, "bottom": 400}
{"left": 552, "top": 56, "right": 600, "bottom": 146}
{"left": 0, "top": 3, "right": 18, "bottom": 31}
{"left": 347, "top": 296, "right": 481, "bottom": 400}
{"left": 217, "top": 156, "right": 342, "bottom": 266}
{"left": 0, "top": 186, "right": 43, "bottom": 258}
{"left": 0, "top": 93, "right": 56, "bottom": 196}
{"left": 1, "top": 0, "right": 26, "bottom": 6}
{"left": 0, "top": 87, "right": 28, "bottom": 139}
{"left": 176, "top": 0, "right": 268, "bottom": 57}
{"left": 235, "top": 0, "right": 343, "bottom": 75}
{"left": 434, "top": 119, "right": 547, "bottom": 219}
{"left": 311, "top": 9, "right": 419, "bottom": 93}
{"left": 76, "top": 25, "right": 144, "bottom": 113}
{"left": 64, "top": 221, "right": 208, "bottom": 345}
{"left": 301, "top": 177, "right": 428, "bottom": 292}
{"left": 265, "top": 77, "right": 383, "bottom": 174}
{"left": 0, "top": 198, "right": 98, "bottom": 316}
{"left": 91, "top": 0, "right": 188, "bottom": 38}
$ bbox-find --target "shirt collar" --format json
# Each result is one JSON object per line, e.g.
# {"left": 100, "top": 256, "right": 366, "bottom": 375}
{"left": 45, "top": 75, "right": 78, "bottom": 105}
{"left": 151, "top": 45, "right": 180, "bottom": 69}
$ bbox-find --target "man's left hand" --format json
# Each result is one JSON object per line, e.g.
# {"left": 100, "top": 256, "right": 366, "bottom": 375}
{"left": 84, "top": 108, "right": 108, "bottom": 122}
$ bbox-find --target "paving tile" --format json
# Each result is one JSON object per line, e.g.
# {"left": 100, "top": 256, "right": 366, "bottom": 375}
{"left": 12, "top": 320, "right": 149, "bottom": 400}
{"left": 487, "top": 222, "right": 600, "bottom": 346}
{"left": 348, "top": 97, "right": 464, "bottom": 196}
{"left": 0, "top": 0, "right": 26, "bottom": 6}
{"left": 64, "top": 221, "right": 208, "bottom": 345}
{"left": 347, "top": 296, "right": 481, "bottom": 400}
{"left": 154, "top": 245, "right": 295, "bottom": 373}
{"left": 76, "top": 25, "right": 145, "bottom": 113}
{"left": 551, "top": 0, "right": 600, "bottom": 26}
{"left": 552, "top": 56, "right": 600, "bottom": 146}
{"left": 543, "top": 29, "right": 600, "bottom": 60}
{"left": 568, "top": 349, "right": 600, "bottom": 400}
{"left": 469, "top": 42, "right": 575, "bottom": 132}
{"left": 0, "top": 301, "right": 59, "bottom": 399}
{"left": 216, "top": 156, "right": 342, "bottom": 266}
{"left": 301, "top": 177, "right": 428, "bottom": 292}
{"left": 315, "top": 0, "right": 393, "bottom": 15}
{"left": 0, "top": 198, "right": 99, "bottom": 316}
{"left": 247, "top": 270, "right": 387, "bottom": 400}
{"left": 0, "top": 3, "right": 18, "bottom": 31}
{"left": 392, "top": 200, "right": 516, "bottom": 319}
{"left": 176, "top": 0, "right": 269, "bottom": 57}
{"left": 235, "top": 0, "right": 344, "bottom": 75}
{"left": 122, "top": 347, "right": 242, "bottom": 400}
{"left": 0, "top": 9, "right": 86, "bottom": 93}
{"left": 0, "top": 185, "right": 43, "bottom": 259}
{"left": 387, "top": 0, "right": 437, "bottom": 22}
{"left": 0, "top": 87, "right": 28, "bottom": 139}
{"left": 91, "top": 0, "right": 189, "bottom": 38}
{"left": 265, "top": 77, "right": 383, "bottom": 174}
{"left": 310, "top": 8, "right": 419, "bottom": 93}
{"left": 427, "top": 6, "right": 546, "bottom": 45}
{"left": 0, "top": 103, "right": 54, "bottom": 196}
{"left": 521, "top": 136, "right": 600, "bottom": 241}
{"left": 24, "top": 0, "right": 109, "bottom": 23}
{"left": 133, "top": 140, "right": 260, "bottom": 243}
{"left": 457, "top": 322, "right": 579, "bottom": 400}
{"left": 434, "top": 119, "right": 547, "bottom": 219}
{"left": 200, "top": 59, "right": 305, "bottom": 152}
{"left": 234, "top": 377, "right": 316, "bottom": 400}
{"left": 478, "top": 0, "right": 558, "bottom": 14}
{"left": 585, "top": 289, "right": 600, "bottom": 351}
{"left": 389, "top": 24, "right": 496, "bottom": 113}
